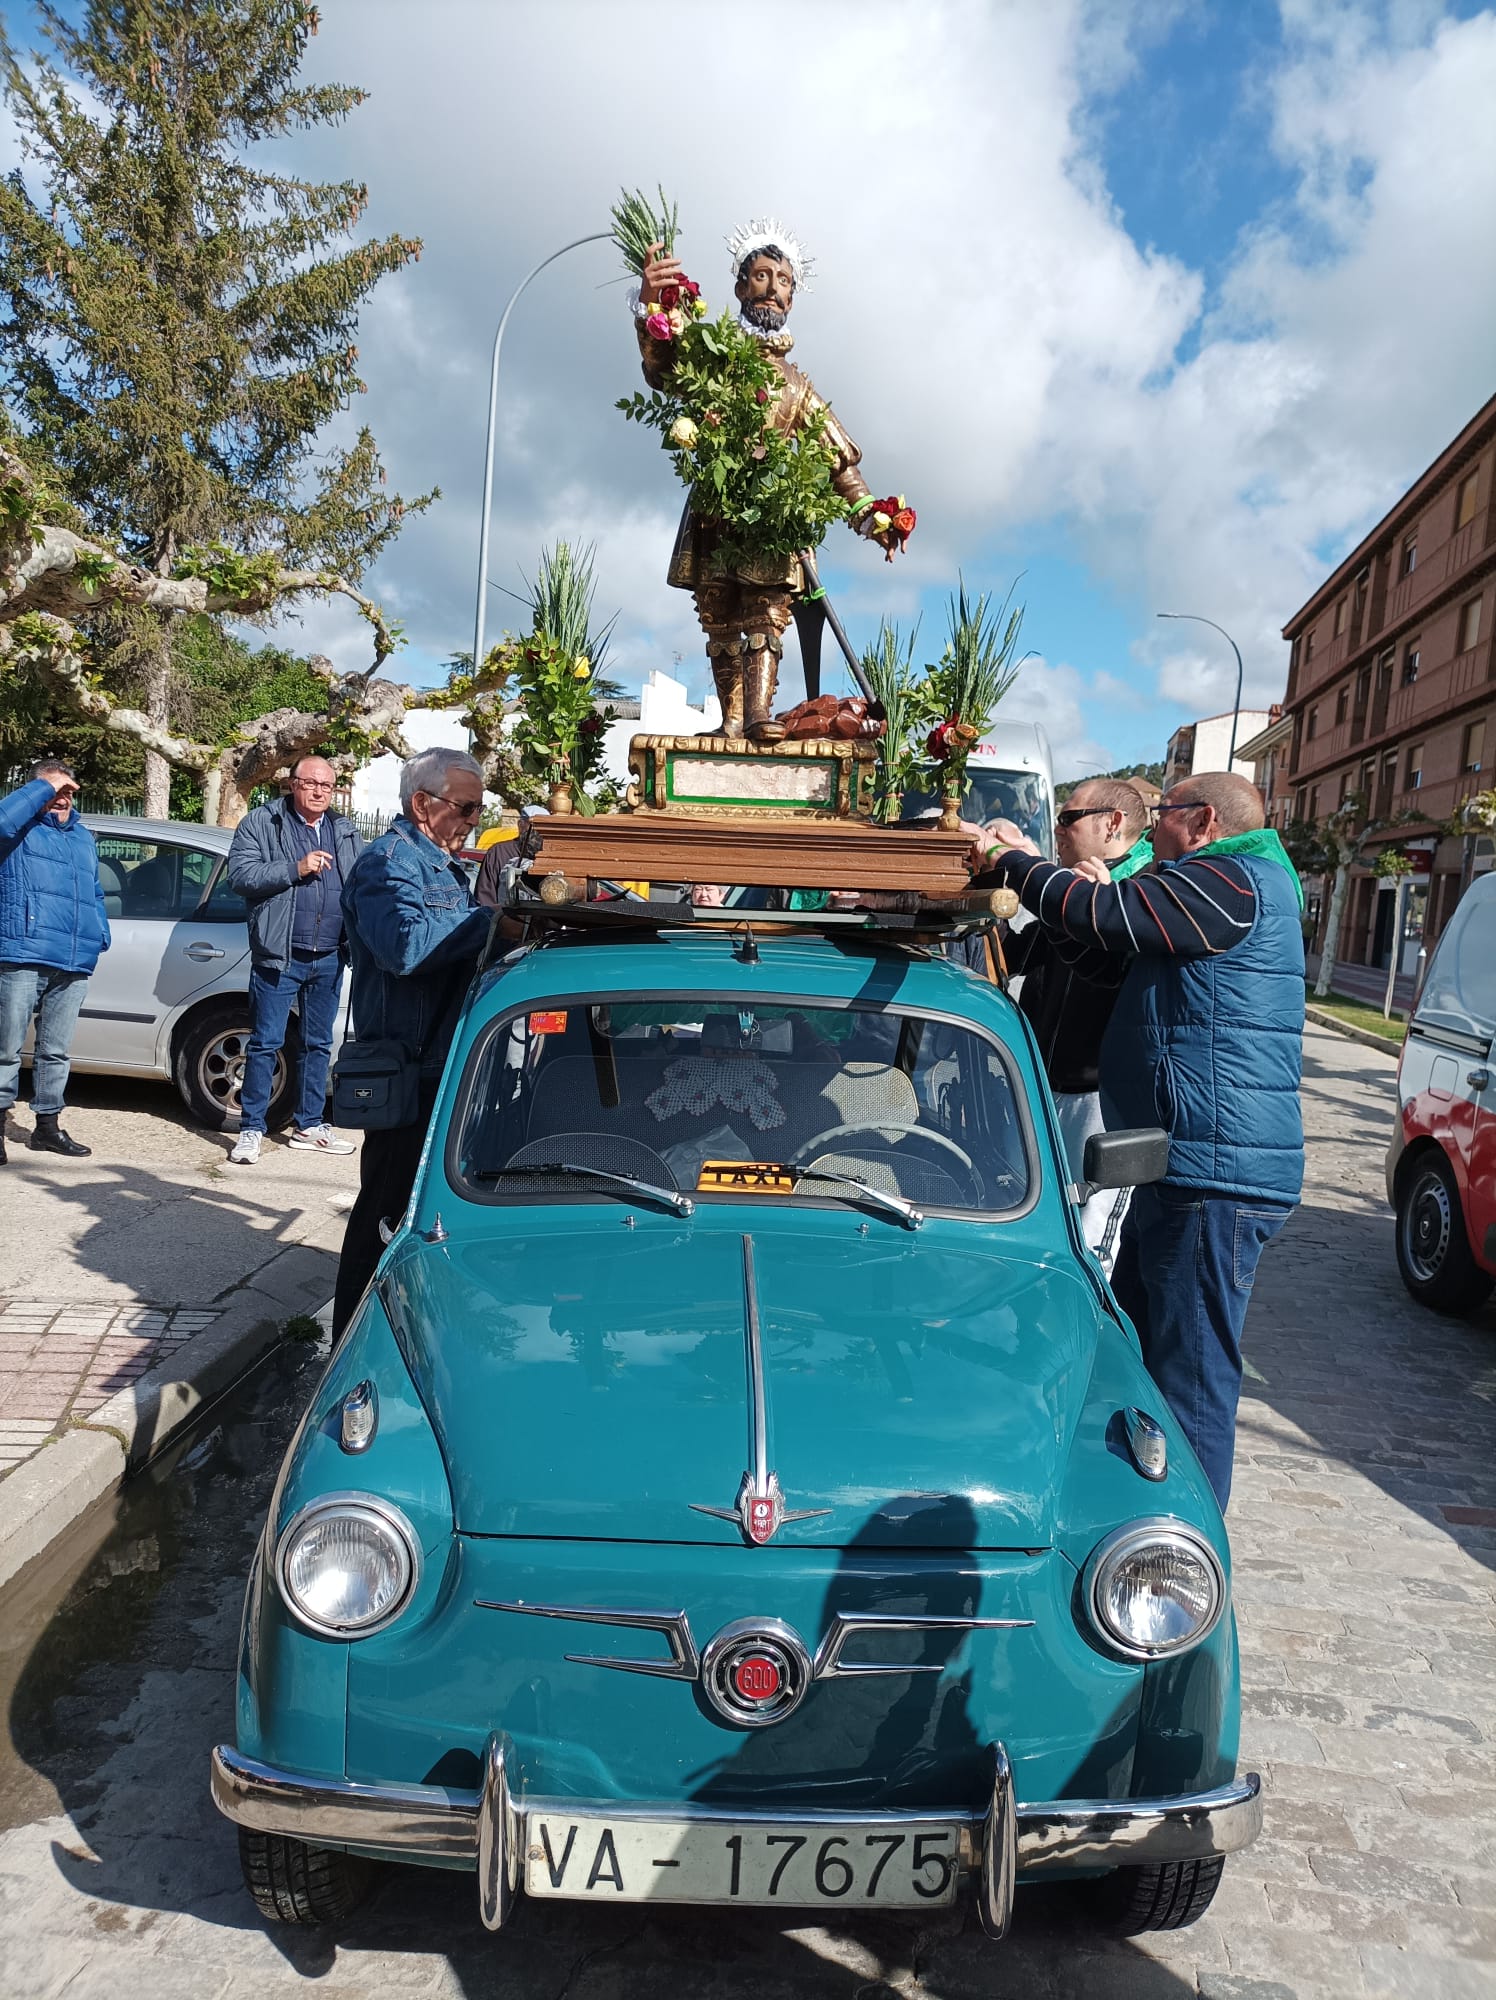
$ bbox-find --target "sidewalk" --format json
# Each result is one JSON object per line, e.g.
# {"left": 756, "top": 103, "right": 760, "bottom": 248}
{"left": 0, "top": 1076, "right": 359, "bottom": 1583}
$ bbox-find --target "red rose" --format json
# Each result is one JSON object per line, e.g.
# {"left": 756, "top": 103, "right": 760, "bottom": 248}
{"left": 927, "top": 723, "right": 954, "bottom": 759}
{"left": 756, "top": 387, "right": 770, "bottom": 404}
{"left": 682, "top": 278, "right": 701, "bottom": 299}
{"left": 891, "top": 506, "right": 916, "bottom": 537}
{"left": 658, "top": 283, "right": 681, "bottom": 309}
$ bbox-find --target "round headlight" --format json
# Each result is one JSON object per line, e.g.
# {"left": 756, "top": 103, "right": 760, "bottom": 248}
{"left": 276, "top": 1495, "right": 418, "bottom": 1637}
{"left": 1084, "top": 1521, "right": 1225, "bottom": 1660}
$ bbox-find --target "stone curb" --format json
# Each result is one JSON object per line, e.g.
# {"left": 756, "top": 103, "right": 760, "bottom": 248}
{"left": 0, "top": 1241, "right": 336, "bottom": 1593}
{"left": 1306, "top": 1004, "right": 1405, "bottom": 1061}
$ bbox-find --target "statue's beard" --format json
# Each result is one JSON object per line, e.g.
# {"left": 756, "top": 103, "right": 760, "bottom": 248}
{"left": 740, "top": 300, "right": 790, "bottom": 332}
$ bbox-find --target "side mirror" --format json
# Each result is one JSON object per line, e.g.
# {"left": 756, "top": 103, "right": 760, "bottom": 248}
{"left": 1081, "top": 1127, "right": 1169, "bottom": 1193}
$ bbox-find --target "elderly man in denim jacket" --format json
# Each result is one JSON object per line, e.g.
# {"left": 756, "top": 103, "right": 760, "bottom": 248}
{"left": 331, "top": 747, "right": 491, "bottom": 1335}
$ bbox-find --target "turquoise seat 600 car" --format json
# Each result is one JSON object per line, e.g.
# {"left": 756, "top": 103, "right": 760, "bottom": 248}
{"left": 210, "top": 906, "right": 1261, "bottom": 1941}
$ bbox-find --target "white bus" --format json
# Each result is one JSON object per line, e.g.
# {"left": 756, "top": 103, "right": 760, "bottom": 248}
{"left": 904, "top": 721, "right": 1056, "bottom": 858}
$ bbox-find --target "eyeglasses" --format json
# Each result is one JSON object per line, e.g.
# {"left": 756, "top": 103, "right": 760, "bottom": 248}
{"left": 293, "top": 778, "right": 334, "bottom": 792}
{"left": 425, "top": 792, "right": 483, "bottom": 820}
{"left": 1149, "top": 801, "right": 1203, "bottom": 818}
{"left": 1056, "top": 806, "right": 1116, "bottom": 828}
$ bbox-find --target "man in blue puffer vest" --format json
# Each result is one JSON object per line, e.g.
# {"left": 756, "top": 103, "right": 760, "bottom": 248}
{"left": 0, "top": 761, "right": 111, "bottom": 1163}
{"left": 977, "top": 771, "right": 1305, "bottom": 1508}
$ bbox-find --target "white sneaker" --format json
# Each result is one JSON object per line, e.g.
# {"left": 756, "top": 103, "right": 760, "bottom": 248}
{"left": 229, "top": 1128, "right": 263, "bottom": 1164}
{"left": 289, "top": 1122, "right": 356, "bottom": 1155}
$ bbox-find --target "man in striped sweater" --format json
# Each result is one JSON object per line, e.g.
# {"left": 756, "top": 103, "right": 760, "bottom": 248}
{"left": 977, "top": 771, "right": 1305, "bottom": 1509}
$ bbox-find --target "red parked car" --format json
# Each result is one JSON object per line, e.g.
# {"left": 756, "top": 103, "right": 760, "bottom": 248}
{"left": 1387, "top": 873, "right": 1496, "bottom": 1315}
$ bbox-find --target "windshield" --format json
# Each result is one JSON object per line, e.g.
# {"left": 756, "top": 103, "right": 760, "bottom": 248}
{"left": 452, "top": 998, "right": 1031, "bottom": 1217}
{"left": 903, "top": 767, "right": 1055, "bottom": 858}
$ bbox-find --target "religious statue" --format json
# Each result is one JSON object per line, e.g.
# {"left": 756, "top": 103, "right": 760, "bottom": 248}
{"left": 629, "top": 217, "right": 910, "bottom": 744}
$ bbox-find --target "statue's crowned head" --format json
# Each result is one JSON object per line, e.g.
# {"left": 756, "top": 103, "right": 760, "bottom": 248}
{"left": 726, "top": 216, "right": 812, "bottom": 334}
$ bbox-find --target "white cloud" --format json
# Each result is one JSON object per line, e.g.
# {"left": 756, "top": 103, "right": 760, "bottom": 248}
{"left": 999, "top": 656, "right": 1119, "bottom": 779}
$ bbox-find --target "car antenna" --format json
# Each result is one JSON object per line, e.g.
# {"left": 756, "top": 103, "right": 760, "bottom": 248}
{"left": 734, "top": 921, "right": 760, "bottom": 965}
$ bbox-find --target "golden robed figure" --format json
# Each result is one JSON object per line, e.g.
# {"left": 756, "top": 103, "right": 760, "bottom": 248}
{"left": 634, "top": 220, "right": 903, "bottom": 744}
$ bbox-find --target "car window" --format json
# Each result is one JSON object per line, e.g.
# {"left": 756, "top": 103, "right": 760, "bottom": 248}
{"left": 91, "top": 835, "right": 223, "bottom": 921}
{"left": 1415, "top": 881, "right": 1496, "bottom": 1043}
{"left": 453, "top": 998, "right": 1031, "bottom": 1216}
{"left": 198, "top": 860, "right": 249, "bottom": 922}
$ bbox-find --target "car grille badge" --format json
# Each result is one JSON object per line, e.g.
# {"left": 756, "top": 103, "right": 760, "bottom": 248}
{"left": 692, "top": 1471, "right": 830, "bottom": 1547}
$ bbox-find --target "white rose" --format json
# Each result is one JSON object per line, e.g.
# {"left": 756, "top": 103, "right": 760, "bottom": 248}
{"left": 669, "top": 417, "right": 699, "bottom": 449}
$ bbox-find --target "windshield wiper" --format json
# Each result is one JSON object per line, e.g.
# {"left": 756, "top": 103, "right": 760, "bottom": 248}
{"left": 473, "top": 1161, "right": 694, "bottom": 1216}
{"left": 797, "top": 1166, "right": 924, "bottom": 1230}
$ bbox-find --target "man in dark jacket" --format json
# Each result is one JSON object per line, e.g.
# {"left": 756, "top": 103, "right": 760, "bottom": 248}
{"left": 226, "top": 755, "right": 363, "bottom": 1163}
{"left": 1007, "top": 778, "right": 1148, "bottom": 1268}
{"left": 0, "top": 762, "right": 110, "bottom": 1161}
{"left": 331, "top": 747, "right": 491, "bottom": 1337}
{"left": 979, "top": 771, "right": 1305, "bottom": 1509}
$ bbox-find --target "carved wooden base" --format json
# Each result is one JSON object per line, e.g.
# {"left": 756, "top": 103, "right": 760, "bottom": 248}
{"left": 625, "top": 733, "right": 879, "bottom": 820}
{"left": 523, "top": 814, "right": 975, "bottom": 897}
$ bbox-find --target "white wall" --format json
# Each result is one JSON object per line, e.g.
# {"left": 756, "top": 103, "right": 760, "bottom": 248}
{"left": 348, "top": 708, "right": 483, "bottom": 819}
{"left": 1180, "top": 712, "right": 1272, "bottom": 781}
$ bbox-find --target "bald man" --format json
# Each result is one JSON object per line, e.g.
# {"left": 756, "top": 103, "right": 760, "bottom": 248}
{"left": 977, "top": 771, "right": 1306, "bottom": 1510}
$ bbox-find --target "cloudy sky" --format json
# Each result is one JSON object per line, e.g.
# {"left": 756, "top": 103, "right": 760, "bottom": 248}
{"left": 9, "top": 0, "right": 1496, "bottom": 777}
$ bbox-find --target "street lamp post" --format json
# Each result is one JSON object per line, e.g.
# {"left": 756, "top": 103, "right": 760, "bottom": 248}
{"left": 471, "top": 232, "right": 613, "bottom": 678}
{"left": 1156, "top": 612, "right": 1246, "bottom": 769}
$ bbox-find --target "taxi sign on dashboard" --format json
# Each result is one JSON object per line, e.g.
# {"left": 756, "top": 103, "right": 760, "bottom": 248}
{"left": 696, "top": 1160, "right": 797, "bottom": 1195}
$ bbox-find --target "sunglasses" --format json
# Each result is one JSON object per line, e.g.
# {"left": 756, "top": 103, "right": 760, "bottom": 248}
{"left": 426, "top": 792, "right": 483, "bottom": 820}
{"left": 1056, "top": 806, "right": 1116, "bottom": 828}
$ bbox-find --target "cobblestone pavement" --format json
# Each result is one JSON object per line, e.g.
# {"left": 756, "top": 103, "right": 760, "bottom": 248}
{"left": 0, "top": 1024, "right": 1492, "bottom": 1999}
{"left": 0, "top": 1075, "right": 359, "bottom": 1479}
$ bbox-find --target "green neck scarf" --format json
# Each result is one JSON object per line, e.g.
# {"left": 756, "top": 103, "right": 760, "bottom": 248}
{"left": 1110, "top": 839, "right": 1151, "bottom": 882}
{"left": 1195, "top": 828, "right": 1305, "bottom": 910}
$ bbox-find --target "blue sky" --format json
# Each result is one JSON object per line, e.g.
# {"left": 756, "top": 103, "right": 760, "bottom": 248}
{"left": 4, "top": 0, "right": 1495, "bottom": 778}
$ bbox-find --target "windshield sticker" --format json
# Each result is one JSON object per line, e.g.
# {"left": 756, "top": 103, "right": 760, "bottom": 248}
{"left": 696, "top": 1160, "right": 798, "bottom": 1195}
{"left": 529, "top": 1011, "right": 569, "bottom": 1036}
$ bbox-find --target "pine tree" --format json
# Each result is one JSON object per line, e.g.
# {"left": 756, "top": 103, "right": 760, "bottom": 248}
{"left": 0, "top": 0, "right": 433, "bottom": 814}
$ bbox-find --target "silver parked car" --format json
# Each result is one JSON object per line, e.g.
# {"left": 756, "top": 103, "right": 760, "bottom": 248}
{"left": 23, "top": 815, "right": 346, "bottom": 1130}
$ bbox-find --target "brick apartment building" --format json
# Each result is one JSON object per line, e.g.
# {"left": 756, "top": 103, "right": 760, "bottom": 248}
{"left": 1281, "top": 393, "right": 1496, "bottom": 973}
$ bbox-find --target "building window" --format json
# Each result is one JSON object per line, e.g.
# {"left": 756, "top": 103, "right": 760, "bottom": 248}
{"left": 1333, "top": 598, "right": 1347, "bottom": 637}
{"left": 1308, "top": 786, "right": 1320, "bottom": 821}
{"left": 1305, "top": 628, "right": 1316, "bottom": 662}
{"left": 1456, "top": 468, "right": 1480, "bottom": 531}
{"left": 1401, "top": 536, "right": 1418, "bottom": 576}
{"left": 1335, "top": 687, "right": 1349, "bottom": 725}
{"left": 1406, "top": 743, "right": 1424, "bottom": 790}
{"left": 1376, "top": 649, "right": 1394, "bottom": 693}
{"left": 1463, "top": 719, "right": 1486, "bottom": 773}
{"left": 1307, "top": 705, "right": 1319, "bottom": 740}
{"left": 1402, "top": 643, "right": 1421, "bottom": 686}
{"left": 1355, "top": 666, "right": 1371, "bottom": 707}
{"left": 1459, "top": 597, "right": 1483, "bottom": 654}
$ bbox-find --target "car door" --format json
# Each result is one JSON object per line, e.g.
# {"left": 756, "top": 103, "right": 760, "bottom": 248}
{"left": 75, "top": 833, "right": 253, "bottom": 1072}
{"left": 1405, "top": 876, "right": 1496, "bottom": 1268}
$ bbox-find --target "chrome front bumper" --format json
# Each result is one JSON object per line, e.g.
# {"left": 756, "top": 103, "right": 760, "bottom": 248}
{"left": 212, "top": 1741, "right": 1262, "bottom": 1938}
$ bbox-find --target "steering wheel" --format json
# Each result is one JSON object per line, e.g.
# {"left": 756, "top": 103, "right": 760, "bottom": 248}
{"left": 788, "top": 1122, "right": 976, "bottom": 1177}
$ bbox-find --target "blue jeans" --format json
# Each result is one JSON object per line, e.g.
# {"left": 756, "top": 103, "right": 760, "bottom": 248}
{"left": 1110, "top": 1184, "right": 1291, "bottom": 1511}
{"left": 0, "top": 964, "right": 90, "bottom": 1116}
{"left": 241, "top": 950, "right": 342, "bottom": 1134}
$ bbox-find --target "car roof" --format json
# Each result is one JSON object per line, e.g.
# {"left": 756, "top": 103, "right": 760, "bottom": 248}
{"left": 83, "top": 813, "right": 233, "bottom": 854}
{"left": 475, "top": 929, "right": 1017, "bottom": 1019}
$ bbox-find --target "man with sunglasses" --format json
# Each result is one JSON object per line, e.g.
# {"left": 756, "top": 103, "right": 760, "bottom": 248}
{"left": 332, "top": 747, "right": 491, "bottom": 1337}
{"left": 1006, "top": 779, "right": 1150, "bottom": 1269}
{"left": 227, "top": 754, "right": 363, "bottom": 1163}
{"left": 975, "top": 771, "right": 1304, "bottom": 1511}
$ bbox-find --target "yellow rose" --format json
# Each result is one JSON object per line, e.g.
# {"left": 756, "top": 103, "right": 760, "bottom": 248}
{"left": 573, "top": 662, "right": 591, "bottom": 679}
{"left": 872, "top": 511, "right": 892, "bottom": 532}
{"left": 668, "top": 416, "right": 699, "bottom": 449}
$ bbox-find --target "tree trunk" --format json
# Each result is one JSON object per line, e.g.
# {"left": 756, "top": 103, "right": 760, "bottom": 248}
{"left": 201, "top": 764, "right": 223, "bottom": 828}
{"left": 1314, "top": 860, "right": 1352, "bottom": 998}
{"left": 141, "top": 630, "right": 172, "bottom": 819}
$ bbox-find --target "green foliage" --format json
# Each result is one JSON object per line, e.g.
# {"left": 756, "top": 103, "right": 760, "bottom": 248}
{"left": 922, "top": 582, "right": 1028, "bottom": 793}
{"left": 500, "top": 543, "right": 618, "bottom": 682}
{"left": 611, "top": 186, "right": 678, "bottom": 277}
{"left": 859, "top": 621, "right": 923, "bottom": 825}
{"left": 506, "top": 634, "right": 612, "bottom": 803}
{"left": 618, "top": 309, "right": 848, "bottom": 568}
{"left": 1371, "top": 846, "right": 1416, "bottom": 879}
{"left": 1055, "top": 760, "right": 1164, "bottom": 806}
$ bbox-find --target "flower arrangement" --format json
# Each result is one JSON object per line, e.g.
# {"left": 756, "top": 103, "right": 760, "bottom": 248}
{"left": 922, "top": 582, "right": 1028, "bottom": 827}
{"left": 859, "top": 620, "right": 923, "bottom": 824}
{"left": 862, "top": 495, "right": 917, "bottom": 562}
{"left": 611, "top": 186, "right": 850, "bottom": 571}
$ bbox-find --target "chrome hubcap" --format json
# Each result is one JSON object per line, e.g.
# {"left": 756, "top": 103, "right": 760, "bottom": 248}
{"left": 1403, "top": 1168, "right": 1452, "bottom": 1283}
{"left": 198, "top": 1030, "right": 285, "bottom": 1117}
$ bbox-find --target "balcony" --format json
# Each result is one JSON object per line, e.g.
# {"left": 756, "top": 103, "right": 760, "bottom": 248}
{"left": 1392, "top": 777, "right": 1456, "bottom": 823}
{"left": 1451, "top": 637, "right": 1494, "bottom": 698}
{"left": 1442, "top": 515, "right": 1486, "bottom": 582}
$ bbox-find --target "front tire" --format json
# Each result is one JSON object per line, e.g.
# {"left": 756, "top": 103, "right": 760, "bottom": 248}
{"left": 1395, "top": 1149, "right": 1493, "bottom": 1317}
{"left": 174, "top": 1001, "right": 297, "bottom": 1132}
{"left": 1091, "top": 1855, "right": 1224, "bottom": 1934}
{"left": 238, "top": 1829, "right": 375, "bottom": 1925}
